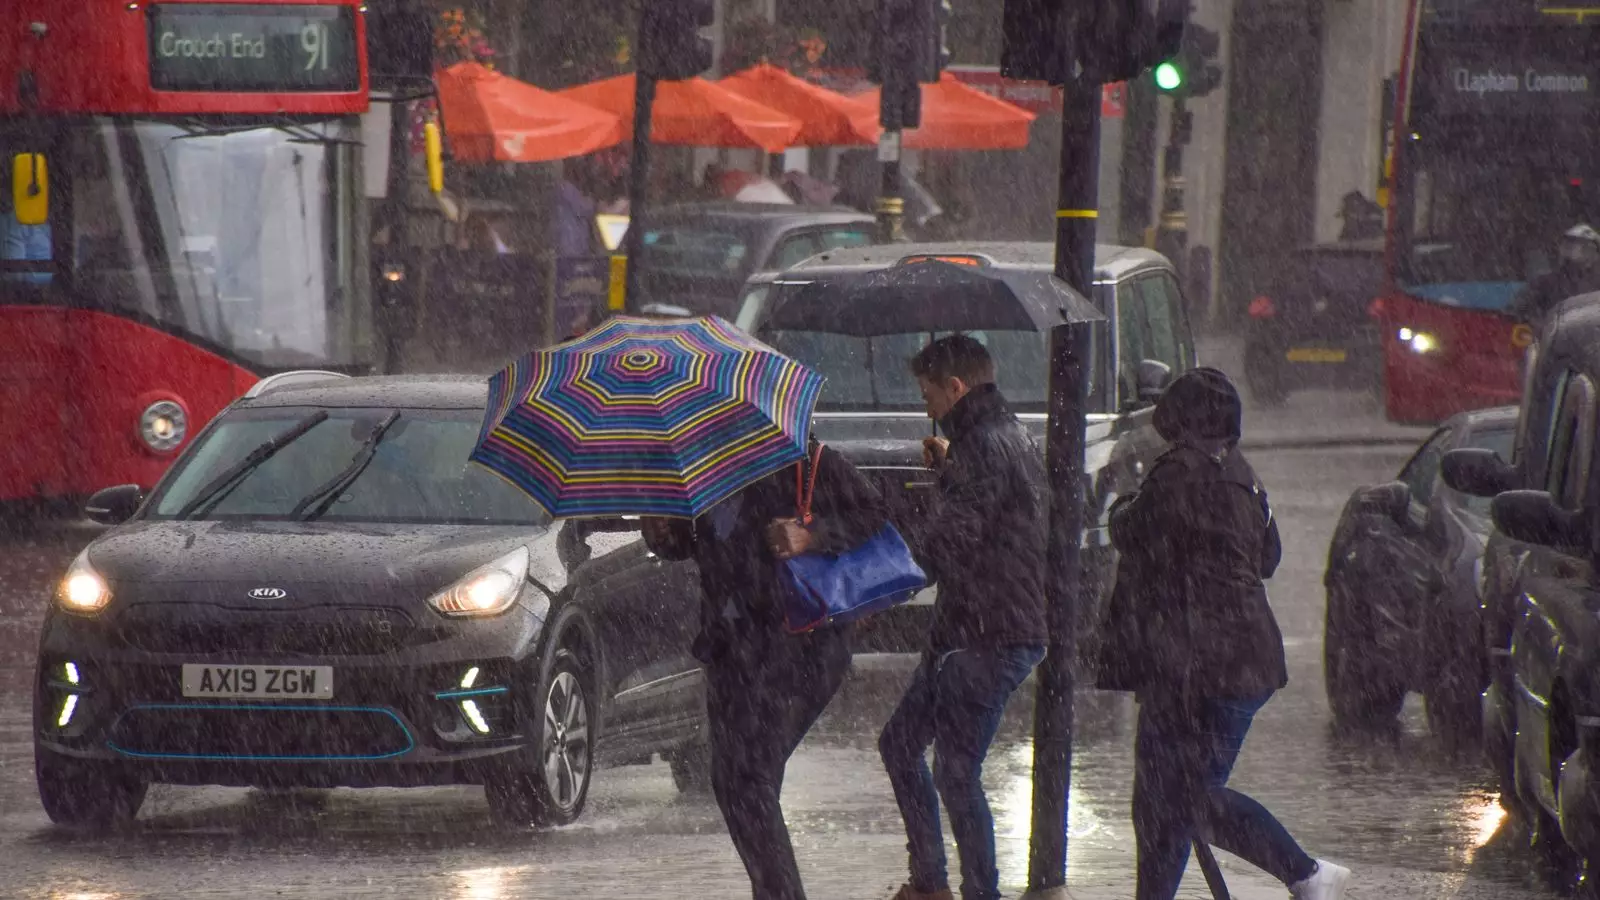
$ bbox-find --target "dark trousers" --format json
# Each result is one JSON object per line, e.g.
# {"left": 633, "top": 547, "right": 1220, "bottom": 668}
{"left": 1132, "top": 692, "right": 1317, "bottom": 900}
{"left": 879, "top": 645, "right": 1045, "bottom": 900}
{"left": 706, "top": 627, "right": 852, "bottom": 900}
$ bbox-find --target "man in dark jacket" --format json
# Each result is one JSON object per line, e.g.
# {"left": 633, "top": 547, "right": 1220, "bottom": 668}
{"left": 878, "top": 335, "right": 1047, "bottom": 900}
{"left": 641, "top": 439, "right": 886, "bottom": 900}
{"left": 1108, "top": 367, "right": 1349, "bottom": 900}
{"left": 1509, "top": 223, "right": 1600, "bottom": 333}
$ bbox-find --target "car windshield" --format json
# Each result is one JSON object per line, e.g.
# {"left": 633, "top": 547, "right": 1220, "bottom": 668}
{"left": 641, "top": 225, "right": 752, "bottom": 281}
{"left": 1458, "top": 427, "right": 1515, "bottom": 517}
{"left": 148, "top": 407, "right": 550, "bottom": 526}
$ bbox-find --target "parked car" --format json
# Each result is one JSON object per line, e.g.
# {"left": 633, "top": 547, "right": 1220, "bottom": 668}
{"left": 732, "top": 241, "right": 1199, "bottom": 663}
{"left": 634, "top": 202, "right": 875, "bottom": 318}
{"left": 1321, "top": 406, "right": 1516, "bottom": 740}
{"left": 34, "top": 372, "right": 709, "bottom": 831}
{"left": 1441, "top": 293, "right": 1600, "bottom": 892}
{"left": 1243, "top": 239, "right": 1385, "bottom": 406}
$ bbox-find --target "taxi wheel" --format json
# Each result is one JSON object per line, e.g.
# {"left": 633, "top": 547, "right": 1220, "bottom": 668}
{"left": 485, "top": 650, "right": 593, "bottom": 828}
{"left": 35, "top": 750, "right": 147, "bottom": 831}
{"left": 1243, "top": 345, "right": 1288, "bottom": 408}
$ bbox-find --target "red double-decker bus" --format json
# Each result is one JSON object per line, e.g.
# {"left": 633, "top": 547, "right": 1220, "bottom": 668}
{"left": 0, "top": 0, "right": 388, "bottom": 505}
{"left": 1380, "top": 0, "right": 1600, "bottom": 423}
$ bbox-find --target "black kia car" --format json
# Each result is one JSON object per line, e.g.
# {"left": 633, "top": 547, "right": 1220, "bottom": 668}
{"left": 1322, "top": 405, "right": 1516, "bottom": 741}
{"left": 34, "top": 372, "right": 709, "bottom": 830}
{"left": 1242, "top": 239, "right": 1385, "bottom": 405}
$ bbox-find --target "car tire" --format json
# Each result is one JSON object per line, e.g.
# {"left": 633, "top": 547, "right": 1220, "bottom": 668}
{"left": 485, "top": 648, "right": 593, "bottom": 829}
{"left": 1244, "top": 345, "right": 1289, "bottom": 408}
{"left": 666, "top": 739, "right": 713, "bottom": 794}
{"left": 35, "top": 749, "right": 147, "bottom": 830}
{"left": 1324, "top": 596, "right": 1406, "bottom": 729}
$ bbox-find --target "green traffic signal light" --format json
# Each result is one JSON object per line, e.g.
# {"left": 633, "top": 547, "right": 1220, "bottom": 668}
{"left": 1154, "top": 61, "right": 1183, "bottom": 91}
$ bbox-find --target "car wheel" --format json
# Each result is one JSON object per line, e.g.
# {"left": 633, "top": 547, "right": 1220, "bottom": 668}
{"left": 35, "top": 749, "right": 147, "bottom": 830}
{"left": 485, "top": 649, "right": 593, "bottom": 828}
{"left": 666, "top": 740, "right": 713, "bottom": 794}
{"left": 1244, "top": 345, "right": 1289, "bottom": 408}
{"left": 1324, "top": 595, "right": 1405, "bottom": 729}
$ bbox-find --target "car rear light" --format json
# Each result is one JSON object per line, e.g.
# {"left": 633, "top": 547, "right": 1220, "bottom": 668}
{"left": 1367, "top": 298, "right": 1387, "bottom": 319}
{"left": 1248, "top": 296, "right": 1275, "bottom": 318}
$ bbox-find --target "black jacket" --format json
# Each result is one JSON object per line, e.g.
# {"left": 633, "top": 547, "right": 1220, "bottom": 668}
{"left": 1107, "top": 443, "right": 1288, "bottom": 700}
{"left": 900, "top": 384, "right": 1048, "bottom": 652}
{"left": 1510, "top": 266, "right": 1600, "bottom": 330}
{"left": 642, "top": 441, "right": 888, "bottom": 666}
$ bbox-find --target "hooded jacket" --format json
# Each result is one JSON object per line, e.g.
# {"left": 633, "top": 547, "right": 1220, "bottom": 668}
{"left": 642, "top": 441, "right": 888, "bottom": 667}
{"left": 900, "top": 383, "right": 1049, "bottom": 652}
{"left": 1107, "top": 368, "right": 1289, "bottom": 699}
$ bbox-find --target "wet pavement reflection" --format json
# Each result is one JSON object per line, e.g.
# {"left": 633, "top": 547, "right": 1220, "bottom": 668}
{"left": 0, "top": 416, "right": 1568, "bottom": 898}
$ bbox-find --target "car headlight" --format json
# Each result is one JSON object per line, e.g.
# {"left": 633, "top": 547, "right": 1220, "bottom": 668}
{"left": 1396, "top": 327, "right": 1440, "bottom": 355}
{"left": 427, "top": 547, "right": 530, "bottom": 618}
{"left": 139, "top": 400, "right": 188, "bottom": 453}
{"left": 56, "top": 552, "right": 112, "bottom": 616}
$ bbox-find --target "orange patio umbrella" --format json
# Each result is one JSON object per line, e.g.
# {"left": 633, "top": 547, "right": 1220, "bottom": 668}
{"left": 845, "top": 73, "right": 1038, "bottom": 150}
{"left": 437, "top": 62, "right": 624, "bottom": 163}
{"left": 718, "top": 63, "right": 875, "bottom": 147}
{"left": 560, "top": 74, "right": 802, "bottom": 153}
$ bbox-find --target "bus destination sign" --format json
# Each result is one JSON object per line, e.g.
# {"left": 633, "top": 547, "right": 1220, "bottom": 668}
{"left": 1423, "top": 49, "right": 1599, "bottom": 117}
{"left": 148, "top": 4, "right": 359, "bottom": 93}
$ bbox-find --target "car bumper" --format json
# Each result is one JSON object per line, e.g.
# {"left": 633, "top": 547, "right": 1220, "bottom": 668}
{"left": 34, "top": 607, "right": 545, "bottom": 788}
{"left": 1247, "top": 329, "right": 1382, "bottom": 388}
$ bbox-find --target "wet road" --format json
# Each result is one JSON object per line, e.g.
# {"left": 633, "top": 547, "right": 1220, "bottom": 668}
{"left": 0, "top": 392, "right": 1560, "bottom": 899}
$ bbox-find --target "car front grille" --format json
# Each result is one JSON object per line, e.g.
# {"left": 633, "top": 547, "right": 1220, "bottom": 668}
{"left": 107, "top": 704, "right": 414, "bottom": 761}
{"left": 115, "top": 605, "right": 418, "bottom": 657}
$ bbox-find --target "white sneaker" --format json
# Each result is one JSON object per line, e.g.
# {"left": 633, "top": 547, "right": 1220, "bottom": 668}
{"left": 1289, "top": 860, "right": 1350, "bottom": 900}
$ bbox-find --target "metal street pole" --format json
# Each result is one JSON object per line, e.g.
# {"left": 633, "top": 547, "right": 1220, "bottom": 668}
{"left": 877, "top": 131, "right": 906, "bottom": 243}
{"left": 622, "top": 71, "right": 658, "bottom": 315}
{"left": 1152, "top": 97, "right": 1190, "bottom": 284}
{"left": 1025, "top": 73, "right": 1098, "bottom": 898}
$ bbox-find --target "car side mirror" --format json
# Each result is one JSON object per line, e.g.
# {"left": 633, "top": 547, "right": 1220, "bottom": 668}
{"left": 1361, "top": 481, "right": 1413, "bottom": 528}
{"left": 1491, "top": 490, "right": 1587, "bottom": 549}
{"left": 1135, "top": 359, "right": 1174, "bottom": 406}
{"left": 1441, "top": 448, "right": 1517, "bottom": 498}
{"left": 84, "top": 484, "right": 143, "bottom": 525}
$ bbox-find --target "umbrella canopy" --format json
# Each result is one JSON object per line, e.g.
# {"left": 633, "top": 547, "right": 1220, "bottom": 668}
{"left": 437, "top": 62, "right": 624, "bottom": 163}
{"left": 560, "top": 75, "right": 802, "bottom": 153}
{"left": 719, "top": 63, "right": 876, "bottom": 146}
{"left": 845, "top": 73, "right": 1037, "bottom": 150}
{"left": 763, "top": 259, "right": 1103, "bottom": 336}
{"left": 471, "top": 315, "right": 825, "bottom": 519}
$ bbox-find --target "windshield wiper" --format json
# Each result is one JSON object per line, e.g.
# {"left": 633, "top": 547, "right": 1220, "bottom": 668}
{"left": 176, "top": 411, "right": 331, "bottom": 520}
{"left": 293, "top": 411, "right": 402, "bottom": 521}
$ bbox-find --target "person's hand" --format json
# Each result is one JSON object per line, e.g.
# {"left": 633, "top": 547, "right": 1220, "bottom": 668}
{"left": 923, "top": 436, "right": 950, "bottom": 470}
{"left": 640, "top": 516, "right": 676, "bottom": 547}
{"left": 767, "top": 518, "right": 813, "bottom": 560}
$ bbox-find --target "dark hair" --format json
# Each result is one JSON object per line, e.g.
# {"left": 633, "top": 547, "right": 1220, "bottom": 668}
{"left": 909, "top": 334, "right": 995, "bottom": 385}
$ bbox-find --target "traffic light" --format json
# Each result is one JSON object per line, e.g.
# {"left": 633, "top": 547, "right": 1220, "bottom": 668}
{"left": 1153, "top": 19, "right": 1223, "bottom": 98}
{"left": 868, "top": 0, "right": 937, "bottom": 128}
{"left": 1001, "top": 0, "right": 1185, "bottom": 86}
{"left": 639, "top": 0, "right": 715, "bottom": 81}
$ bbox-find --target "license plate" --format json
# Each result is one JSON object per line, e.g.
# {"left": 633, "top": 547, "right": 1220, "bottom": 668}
{"left": 181, "top": 664, "right": 334, "bottom": 700}
{"left": 1285, "top": 347, "right": 1347, "bottom": 363}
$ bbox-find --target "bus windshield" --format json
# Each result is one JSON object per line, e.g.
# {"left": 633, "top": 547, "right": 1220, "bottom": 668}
{"left": 1397, "top": 19, "right": 1600, "bottom": 311}
{"left": 1, "top": 117, "right": 369, "bottom": 371}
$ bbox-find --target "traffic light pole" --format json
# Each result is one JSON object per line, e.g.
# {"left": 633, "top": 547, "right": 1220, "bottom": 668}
{"left": 877, "top": 131, "right": 906, "bottom": 243}
{"left": 1152, "top": 97, "right": 1190, "bottom": 286}
{"left": 621, "top": 71, "right": 658, "bottom": 316}
{"left": 1022, "top": 74, "right": 1097, "bottom": 900}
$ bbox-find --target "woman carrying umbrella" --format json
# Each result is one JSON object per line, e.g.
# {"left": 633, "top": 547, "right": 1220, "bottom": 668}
{"left": 642, "top": 439, "right": 885, "bottom": 900}
{"left": 471, "top": 315, "right": 886, "bottom": 900}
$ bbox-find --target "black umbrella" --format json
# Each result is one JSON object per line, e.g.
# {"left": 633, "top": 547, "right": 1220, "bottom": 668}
{"left": 764, "top": 259, "right": 1104, "bottom": 336}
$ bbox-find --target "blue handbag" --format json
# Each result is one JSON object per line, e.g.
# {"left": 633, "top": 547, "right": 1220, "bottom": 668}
{"left": 779, "top": 443, "right": 928, "bottom": 633}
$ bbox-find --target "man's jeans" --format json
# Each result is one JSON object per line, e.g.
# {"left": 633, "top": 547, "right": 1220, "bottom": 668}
{"left": 879, "top": 645, "right": 1046, "bottom": 900}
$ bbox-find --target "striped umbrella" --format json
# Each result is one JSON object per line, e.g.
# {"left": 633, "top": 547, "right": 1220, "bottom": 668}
{"left": 471, "top": 316, "right": 826, "bottom": 520}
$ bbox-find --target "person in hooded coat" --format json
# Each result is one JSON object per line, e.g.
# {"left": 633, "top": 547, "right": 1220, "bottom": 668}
{"left": 1106, "top": 368, "right": 1351, "bottom": 900}
{"left": 640, "top": 438, "right": 887, "bottom": 900}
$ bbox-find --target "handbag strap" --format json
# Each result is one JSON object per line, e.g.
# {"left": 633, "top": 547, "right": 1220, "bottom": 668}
{"left": 794, "top": 441, "right": 824, "bottom": 525}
